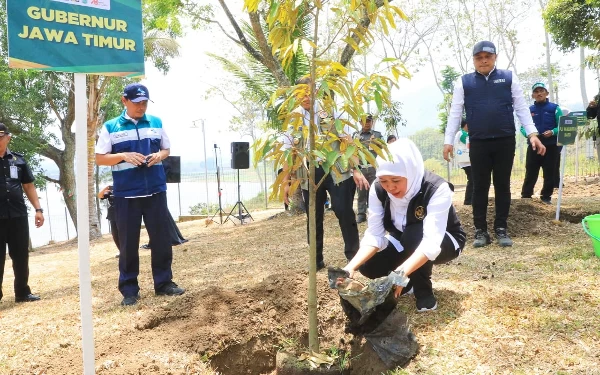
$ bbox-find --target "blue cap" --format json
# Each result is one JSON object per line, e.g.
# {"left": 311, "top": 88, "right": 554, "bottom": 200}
{"left": 532, "top": 82, "right": 547, "bottom": 91}
{"left": 473, "top": 41, "right": 496, "bottom": 56}
{"left": 123, "top": 83, "right": 150, "bottom": 103}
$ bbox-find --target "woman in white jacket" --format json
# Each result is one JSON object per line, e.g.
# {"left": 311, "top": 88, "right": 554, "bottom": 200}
{"left": 342, "top": 138, "right": 466, "bottom": 312}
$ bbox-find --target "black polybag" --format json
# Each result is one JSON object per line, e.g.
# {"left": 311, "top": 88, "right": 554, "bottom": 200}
{"left": 328, "top": 267, "right": 419, "bottom": 368}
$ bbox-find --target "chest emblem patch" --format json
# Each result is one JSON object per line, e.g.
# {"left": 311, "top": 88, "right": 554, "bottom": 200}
{"left": 415, "top": 206, "right": 426, "bottom": 220}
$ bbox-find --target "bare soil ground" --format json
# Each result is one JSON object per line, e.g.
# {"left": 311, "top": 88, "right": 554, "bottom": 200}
{"left": 2, "top": 177, "right": 600, "bottom": 375}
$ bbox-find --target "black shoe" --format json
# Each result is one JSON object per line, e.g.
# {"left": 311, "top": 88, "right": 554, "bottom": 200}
{"left": 121, "top": 294, "right": 140, "bottom": 306}
{"left": 155, "top": 282, "right": 185, "bottom": 296}
{"left": 356, "top": 215, "right": 367, "bottom": 224}
{"left": 495, "top": 227, "right": 513, "bottom": 247}
{"left": 473, "top": 229, "right": 492, "bottom": 248}
{"left": 521, "top": 195, "right": 532, "bottom": 199}
{"left": 463, "top": 201, "right": 472, "bottom": 206}
{"left": 140, "top": 244, "right": 150, "bottom": 250}
{"left": 541, "top": 197, "right": 552, "bottom": 205}
{"left": 15, "top": 294, "right": 41, "bottom": 303}
{"left": 416, "top": 295, "right": 437, "bottom": 312}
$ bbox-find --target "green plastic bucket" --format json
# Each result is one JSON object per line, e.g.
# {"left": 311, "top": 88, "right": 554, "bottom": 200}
{"left": 581, "top": 214, "right": 600, "bottom": 258}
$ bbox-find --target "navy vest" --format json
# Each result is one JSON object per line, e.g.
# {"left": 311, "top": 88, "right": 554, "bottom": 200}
{"left": 530, "top": 100, "right": 558, "bottom": 145}
{"left": 462, "top": 69, "right": 515, "bottom": 140}
{"left": 374, "top": 171, "right": 466, "bottom": 251}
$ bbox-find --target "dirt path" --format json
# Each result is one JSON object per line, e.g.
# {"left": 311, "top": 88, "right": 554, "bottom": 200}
{"left": 1, "top": 180, "right": 600, "bottom": 374}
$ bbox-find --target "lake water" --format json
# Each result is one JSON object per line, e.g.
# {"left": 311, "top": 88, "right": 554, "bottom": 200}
{"left": 29, "top": 179, "right": 272, "bottom": 248}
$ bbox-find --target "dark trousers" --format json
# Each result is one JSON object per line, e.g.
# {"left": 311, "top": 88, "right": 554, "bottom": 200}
{"left": 109, "top": 220, "right": 120, "bottom": 251}
{"left": 114, "top": 192, "right": 174, "bottom": 297}
{"left": 554, "top": 146, "right": 563, "bottom": 188}
{"left": 470, "top": 137, "right": 515, "bottom": 231}
{"left": 359, "top": 223, "right": 462, "bottom": 299}
{"left": 0, "top": 217, "right": 32, "bottom": 300}
{"left": 356, "top": 166, "right": 377, "bottom": 217}
{"left": 462, "top": 166, "right": 473, "bottom": 204}
{"left": 521, "top": 143, "right": 558, "bottom": 200}
{"left": 302, "top": 166, "right": 359, "bottom": 263}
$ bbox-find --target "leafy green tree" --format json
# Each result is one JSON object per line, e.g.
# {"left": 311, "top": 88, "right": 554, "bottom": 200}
{"left": 248, "top": 0, "right": 407, "bottom": 354}
{"left": 378, "top": 100, "right": 408, "bottom": 136}
{"left": 544, "top": 0, "right": 600, "bottom": 53}
{"left": 437, "top": 66, "right": 461, "bottom": 133}
{"left": 0, "top": 0, "right": 183, "bottom": 238}
{"left": 410, "top": 127, "right": 445, "bottom": 162}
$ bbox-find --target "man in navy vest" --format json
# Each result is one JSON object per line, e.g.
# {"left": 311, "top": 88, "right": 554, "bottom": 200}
{"left": 520, "top": 82, "right": 563, "bottom": 204}
{"left": 443, "top": 41, "right": 546, "bottom": 248}
{"left": 96, "top": 83, "right": 185, "bottom": 306}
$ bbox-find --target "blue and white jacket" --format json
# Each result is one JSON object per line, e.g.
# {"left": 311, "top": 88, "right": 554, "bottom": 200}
{"left": 96, "top": 110, "right": 169, "bottom": 198}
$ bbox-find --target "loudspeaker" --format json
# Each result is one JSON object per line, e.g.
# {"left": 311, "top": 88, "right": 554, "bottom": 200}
{"left": 162, "top": 156, "right": 181, "bottom": 183}
{"left": 231, "top": 142, "right": 250, "bottom": 169}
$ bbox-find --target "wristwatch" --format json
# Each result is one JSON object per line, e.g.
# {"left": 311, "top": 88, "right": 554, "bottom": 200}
{"left": 35, "top": 208, "right": 44, "bottom": 213}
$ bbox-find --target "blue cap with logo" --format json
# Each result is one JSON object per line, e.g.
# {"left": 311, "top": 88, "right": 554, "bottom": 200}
{"left": 531, "top": 82, "right": 547, "bottom": 91}
{"left": 472, "top": 41, "right": 496, "bottom": 56}
{"left": 123, "top": 83, "right": 150, "bottom": 103}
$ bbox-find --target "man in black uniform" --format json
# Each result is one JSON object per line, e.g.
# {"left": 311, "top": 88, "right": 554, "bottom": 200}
{"left": 353, "top": 114, "right": 383, "bottom": 223}
{"left": 0, "top": 123, "right": 44, "bottom": 303}
{"left": 587, "top": 94, "right": 600, "bottom": 161}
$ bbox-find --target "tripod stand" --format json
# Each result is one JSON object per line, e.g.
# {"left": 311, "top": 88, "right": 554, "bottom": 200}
{"left": 224, "top": 169, "right": 253, "bottom": 225}
{"left": 210, "top": 144, "right": 227, "bottom": 224}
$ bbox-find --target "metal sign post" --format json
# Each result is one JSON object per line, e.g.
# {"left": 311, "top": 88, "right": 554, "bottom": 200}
{"left": 555, "top": 115, "right": 580, "bottom": 221}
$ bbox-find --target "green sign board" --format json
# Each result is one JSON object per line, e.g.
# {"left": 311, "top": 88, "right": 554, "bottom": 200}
{"left": 557, "top": 116, "right": 578, "bottom": 145}
{"left": 6, "top": 0, "right": 144, "bottom": 77}
{"left": 568, "top": 111, "right": 589, "bottom": 126}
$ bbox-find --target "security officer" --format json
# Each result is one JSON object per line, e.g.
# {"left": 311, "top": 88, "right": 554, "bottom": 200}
{"left": 352, "top": 114, "right": 383, "bottom": 223}
{"left": 0, "top": 123, "right": 44, "bottom": 303}
{"left": 95, "top": 83, "right": 185, "bottom": 306}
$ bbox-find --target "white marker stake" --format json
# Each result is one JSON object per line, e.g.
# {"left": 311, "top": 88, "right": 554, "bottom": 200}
{"left": 555, "top": 146, "right": 567, "bottom": 221}
{"left": 74, "top": 73, "right": 95, "bottom": 374}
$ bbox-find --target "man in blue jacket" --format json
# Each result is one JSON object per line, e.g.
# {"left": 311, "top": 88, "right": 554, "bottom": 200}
{"left": 520, "top": 82, "right": 563, "bottom": 204}
{"left": 95, "top": 83, "right": 185, "bottom": 306}
{"left": 443, "top": 41, "right": 546, "bottom": 248}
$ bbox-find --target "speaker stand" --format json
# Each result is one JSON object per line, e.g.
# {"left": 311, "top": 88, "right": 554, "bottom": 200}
{"left": 209, "top": 145, "right": 226, "bottom": 224}
{"left": 224, "top": 169, "right": 254, "bottom": 225}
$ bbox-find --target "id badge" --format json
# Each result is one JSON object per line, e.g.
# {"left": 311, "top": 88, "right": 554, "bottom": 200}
{"left": 10, "top": 165, "right": 18, "bottom": 179}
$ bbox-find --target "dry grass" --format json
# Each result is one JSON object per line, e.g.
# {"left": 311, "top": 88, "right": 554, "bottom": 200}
{"left": 1, "top": 189, "right": 600, "bottom": 374}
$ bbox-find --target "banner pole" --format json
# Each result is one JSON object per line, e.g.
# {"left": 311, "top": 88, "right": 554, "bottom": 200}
{"left": 75, "top": 73, "right": 95, "bottom": 374}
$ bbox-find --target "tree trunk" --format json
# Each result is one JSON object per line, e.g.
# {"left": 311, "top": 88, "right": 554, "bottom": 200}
{"left": 95, "top": 164, "right": 101, "bottom": 231}
{"left": 580, "top": 47, "right": 589, "bottom": 106}
{"left": 60, "top": 150, "right": 78, "bottom": 232}
{"left": 86, "top": 76, "right": 103, "bottom": 240}
{"left": 307, "top": 7, "right": 320, "bottom": 354}
{"left": 288, "top": 187, "right": 305, "bottom": 214}
{"left": 540, "top": 0, "right": 555, "bottom": 102}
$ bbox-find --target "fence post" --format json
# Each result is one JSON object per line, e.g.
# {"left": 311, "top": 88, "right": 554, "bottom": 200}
{"left": 45, "top": 188, "right": 53, "bottom": 242}
{"left": 65, "top": 207, "right": 70, "bottom": 240}
{"left": 446, "top": 161, "right": 451, "bottom": 183}
{"left": 263, "top": 159, "right": 268, "bottom": 209}
{"left": 575, "top": 136, "right": 580, "bottom": 183}
{"left": 178, "top": 183, "right": 182, "bottom": 217}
